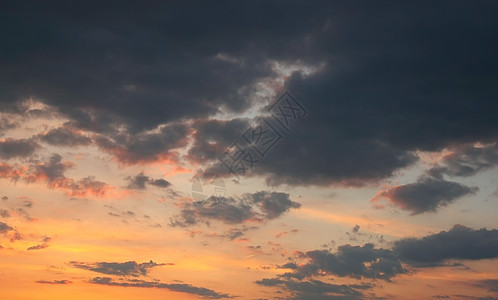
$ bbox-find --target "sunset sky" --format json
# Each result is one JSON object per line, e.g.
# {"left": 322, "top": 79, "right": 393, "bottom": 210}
{"left": 1, "top": 1, "right": 498, "bottom": 299}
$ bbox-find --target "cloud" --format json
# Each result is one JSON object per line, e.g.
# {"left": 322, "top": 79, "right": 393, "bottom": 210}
{"left": 429, "top": 143, "right": 498, "bottom": 178}
{"left": 21, "top": 200, "right": 33, "bottom": 208}
{"left": 89, "top": 277, "right": 232, "bottom": 299}
{"left": 171, "top": 197, "right": 255, "bottom": 227}
{"left": 0, "top": 221, "right": 14, "bottom": 233}
{"left": 393, "top": 224, "right": 498, "bottom": 266}
{"left": 38, "top": 127, "right": 91, "bottom": 147}
{"left": 255, "top": 278, "right": 371, "bottom": 300}
{"left": 94, "top": 122, "right": 190, "bottom": 164}
{"left": 1, "top": 2, "right": 496, "bottom": 188}
{"left": 371, "top": 177, "right": 477, "bottom": 214}
{"left": 252, "top": 225, "right": 498, "bottom": 300}
{"left": 170, "top": 191, "right": 299, "bottom": 227}
{"left": 291, "top": 243, "right": 407, "bottom": 281}
{"left": 70, "top": 260, "right": 170, "bottom": 277}
{"left": 0, "top": 138, "right": 39, "bottom": 159}
{"left": 0, "top": 209, "right": 10, "bottom": 218}
{"left": 1, "top": 1, "right": 284, "bottom": 131}
{"left": 126, "top": 172, "right": 171, "bottom": 190}
{"left": 263, "top": 2, "right": 498, "bottom": 186}
{"left": 35, "top": 280, "right": 72, "bottom": 284}
{"left": 249, "top": 191, "right": 301, "bottom": 219}
{"left": 27, "top": 154, "right": 72, "bottom": 181}
{"left": 370, "top": 143, "right": 498, "bottom": 215}
{"left": 186, "top": 118, "right": 251, "bottom": 164}
{"left": 27, "top": 244, "right": 49, "bottom": 250}
{"left": 0, "top": 154, "right": 111, "bottom": 197}
{"left": 257, "top": 224, "right": 498, "bottom": 299}
{"left": 469, "top": 279, "right": 498, "bottom": 294}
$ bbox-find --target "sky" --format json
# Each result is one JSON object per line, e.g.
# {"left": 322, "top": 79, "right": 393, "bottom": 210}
{"left": 1, "top": 1, "right": 497, "bottom": 299}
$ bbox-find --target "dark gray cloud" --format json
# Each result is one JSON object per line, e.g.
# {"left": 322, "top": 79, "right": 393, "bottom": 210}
{"left": 126, "top": 172, "right": 171, "bottom": 189}
{"left": 429, "top": 143, "right": 498, "bottom": 179}
{"left": 35, "top": 280, "right": 72, "bottom": 284}
{"left": 249, "top": 191, "right": 301, "bottom": 219}
{"left": 263, "top": 2, "right": 498, "bottom": 186}
{"left": 371, "top": 177, "right": 477, "bottom": 214}
{"left": 38, "top": 127, "right": 91, "bottom": 147}
{"left": 186, "top": 118, "right": 251, "bottom": 164}
{"left": 256, "top": 224, "right": 498, "bottom": 300}
{"left": 1, "top": 2, "right": 496, "bottom": 187}
{"left": 394, "top": 225, "right": 498, "bottom": 267}
{"left": 201, "top": 2, "right": 498, "bottom": 187}
{"left": 0, "top": 221, "right": 14, "bottom": 233}
{"left": 255, "top": 278, "right": 371, "bottom": 300}
{"left": 291, "top": 243, "right": 407, "bottom": 281}
{"left": 0, "top": 138, "right": 39, "bottom": 159}
{"left": 70, "top": 260, "right": 169, "bottom": 277}
{"left": 89, "top": 277, "right": 232, "bottom": 299}
{"left": 0, "top": 1, "right": 290, "bottom": 130}
{"left": 94, "top": 122, "right": 189, "bottom": 164}
{"left": 171, "top": 197, "right": 255, "bottom": 227}
{"left": 170, "top": 191, "right": 299, "bottom": 227}
{"left": 469, "top": 279, "right": 498, "bottom": 294}
{"left": 370, "top": 143, "right": 497, "bottom": 214}
{"left": 149, "top": 178, "right": 171, "bottom": 188}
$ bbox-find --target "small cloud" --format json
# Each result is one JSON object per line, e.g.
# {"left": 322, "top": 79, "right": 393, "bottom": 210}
{"left": 69, "top": 260, "right": 171, "bottom": 277}
{"left": 35, "top": 280, "right": 72, "bottom": 284}
{"left": 27, "top": 244, "right": 49, "bottom": 250}
{"left": 126, "top": 172, "right": 171, "bottom": 190}
{"left": 89, "top": 277, "right": 232, "bottom": 299}
{"left": 170, "top": 191, "right": 299, "bottom": 227}
{"left": 255, "top": 277, "right": 371, "bottom": 299}
{"left": 371, "top": 177, "right": 477, "bottom": 214}
{"left": 394, "top": 224, "right": 498, "bottom": 266}
{"left": 0, "top": 221, "right": 14, "bottom": 233}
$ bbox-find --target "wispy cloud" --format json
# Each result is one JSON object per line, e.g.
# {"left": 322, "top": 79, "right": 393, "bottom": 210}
{"left": 89, "top": 277, "right": 233, "bottom": 299}
{"left": 70, "top": 260, "right": 172, "bottom": 277}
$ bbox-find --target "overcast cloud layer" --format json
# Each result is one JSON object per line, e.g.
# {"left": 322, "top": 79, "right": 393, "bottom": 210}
{"left": 1, "top": 1, "right": 497, "bottom": 187}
